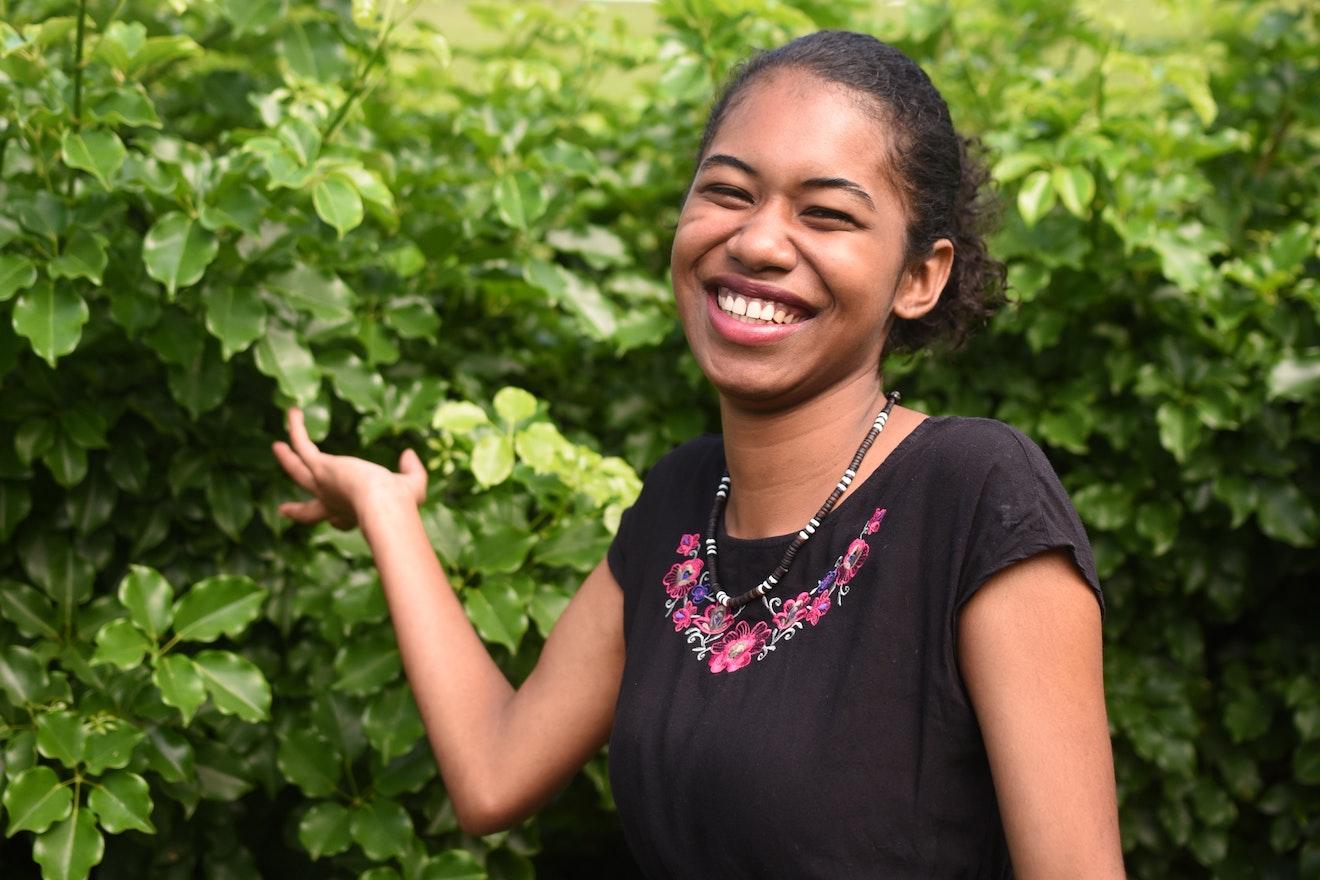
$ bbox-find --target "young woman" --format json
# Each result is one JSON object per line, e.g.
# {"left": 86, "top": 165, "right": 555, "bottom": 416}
{"left": 273, "top": 31, "right": 1125, "bottom": 879}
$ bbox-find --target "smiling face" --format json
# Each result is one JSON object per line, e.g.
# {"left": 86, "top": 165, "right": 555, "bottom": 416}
{"left": 671, "top": 71, "right": 951, "bottom": 409}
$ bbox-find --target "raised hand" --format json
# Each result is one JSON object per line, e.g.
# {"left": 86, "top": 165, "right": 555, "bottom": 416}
{"left": 271, "top": 407, "right": 427, "bottom": 530}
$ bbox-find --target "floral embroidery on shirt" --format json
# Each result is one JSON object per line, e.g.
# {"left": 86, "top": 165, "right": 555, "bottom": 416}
{"left": 661, "top": 508, "right": 887, "bottom": 674}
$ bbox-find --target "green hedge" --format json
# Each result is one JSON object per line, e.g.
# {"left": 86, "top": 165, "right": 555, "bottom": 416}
{"left": 0, "top": 1, "right": 1315, "bottom": 878}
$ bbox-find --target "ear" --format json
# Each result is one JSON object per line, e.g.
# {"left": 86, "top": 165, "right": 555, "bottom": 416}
{"left": 892, "top": 238, "right": 954, "bottom": 320}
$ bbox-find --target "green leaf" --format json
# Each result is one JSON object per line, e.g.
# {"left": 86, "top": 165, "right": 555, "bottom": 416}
{"left": 313, "top": 173, "right": 365, "bottom": 238}
{"left": 0, "top": 580, "right": 58, "bottom": 640}
{"left": 87, "top": 85, "right": 161, "bottom": 128}
{"left": 991, "top": 152, "right": 1045, "bottom": 183}
{"left": 471, "top": 434, "right": 514, "bottom": 487}
{"left": 1267, "top": 351, "right": 1320, "bottom": 401}
{"left": 493, "top": 172, "right": 546, "bottom": 230}
{"left": 1155, "top": 402, "right": 1202, "bottom": 463}
{"left": 48, "top": 231, "right": 108, "bottom": 286}
{"left": 534, "top": 520, "right": 610, "bottom": 571}
{"left": 433, "top": 401, "right": 491, "bottom": 434}
{"left": 332, "top": 631, "right": 401, "bottom": 696}
{"left": 1017, "top": 170, "right": 1056, "bottom": 226}
{"left": 12, "top": 282, "right": 90, "bottom": 367}
{"left": 142, "top": 212, "right": 219, "bottom": 297}
{"left": 0, "top": 254, "right": 38, "bottom": 302}
{"left": 167, "top": 337, "right": 230, "bottom": 418}
{"left": 193, "top": 741, "right": 254, "bottom": 801}
{"left": 3, "top": 766, "right": 72, "bottom": 836}
{"left": 92, "top": 619, "right": 153, "bottom": 669}
{"left": 200, "top": 181, "right": 268, "bottom": 237}
{"left": 152, "top": 654, "right": 206, "bottom": 723}
{"left": 171, "top": 575, "right": 265, "bottom": 643}
{"left": 33, "top": 808, "right": 104, "bottom": 880}
{"left": 15, "top": 418, "right": 57, "bottom": 466}
{"left": 88, "top": 771, "right": 154, "bottom": 834}
{"left": 277, "top": 728, "right": 341, "bottom": 797}
{"left": 83, "top": 720, "right": 144, "bottom": 774}
{"left": 529, "top": 584, "right": 571, "bottom": 638}
{"left": 0, "top": 645, "right": 50, "bottom": 706}
{"left": 118, "top": 565, "right": 174, "bottom": 640}
{"left": 43, "top": 431, "right": 89, "bottom": 488}
{"left": 1257, "top": 483, "right": 1319, "bottom": 548}
{"left": 493, "top": 387, "right": 537, "bottom": 427}
{"left": 421, "top": 850, "right": 487, "bottom": 880}
{"left": 22, "top": 532, "right": 93, "bottom": 608}
{"left": 299, "top": 801, "right": 353, "bottom": 860}
{"left": 362, "top": 684, "right": 425, "bottom": 762}
{"left": 268, "top": 265, "right": 356, "bottom": 325}
{"left": 349, "top": 798, "right": 414, "bottom": 861}
{"left": 143, "top": 726, "right": 194, "bottom": 783}
{"left": 204, "top": 286, "right": 267, "bottom": 359}
{"left": 254, "top": 325, "right": 321, "bottom": 405}
{"left": 1050, "top": 166, "right": 1096, "bottom": 218}
{"left": 463, "top": 580, "right": 528, "bottom": 654}
{"left": 59, "top": 405, "right": 108, "bottom": 450}
{"left": 61, "top": 129, "right": 127, "bottom": 190}
{"left": 36, "top": 710, "right": 86, "bottom": 769}
{"left": 207, "top": 472, "right": 254, "bottom": 541}
{"left": 0, "top": 482, "right": 33, "bottom": 543}
{"left": 469, "top": 524, "right": 536, "bottom": 574}
{"left": 193, "top": 650, "right": 272, "bottom": 722}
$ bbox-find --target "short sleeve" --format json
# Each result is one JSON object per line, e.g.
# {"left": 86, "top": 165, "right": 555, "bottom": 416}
{"left": 607, "top": 501, "right": 636, "bottom": 588}
{"left": 955, "top": 425, "right": 1104, "bottom": 618}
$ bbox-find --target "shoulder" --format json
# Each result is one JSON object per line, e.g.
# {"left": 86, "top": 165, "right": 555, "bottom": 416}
{"left": 915, "top": 416, "right": 1058, "bottom": 485}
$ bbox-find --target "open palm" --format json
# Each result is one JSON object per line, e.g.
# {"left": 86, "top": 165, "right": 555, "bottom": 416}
{"left": 271, "top": 407, "right": 427, "bottom": 530}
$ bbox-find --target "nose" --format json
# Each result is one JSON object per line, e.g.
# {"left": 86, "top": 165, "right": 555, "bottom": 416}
{"left": 725, "top": 203, "right": 797, "bottom": 274}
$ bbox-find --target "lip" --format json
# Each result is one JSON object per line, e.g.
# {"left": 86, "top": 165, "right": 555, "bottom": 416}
{"left": 704, "top": 289, "right": 810, "bottom": 346}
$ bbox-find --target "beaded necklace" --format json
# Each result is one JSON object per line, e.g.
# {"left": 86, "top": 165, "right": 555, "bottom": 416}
{"left": 707, "top": 391, "right": 901, "bottom": 610}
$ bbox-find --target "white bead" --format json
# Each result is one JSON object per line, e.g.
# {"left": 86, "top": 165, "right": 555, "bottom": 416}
{"left": 798, "top": 530, "right": 809, "bottom": 540}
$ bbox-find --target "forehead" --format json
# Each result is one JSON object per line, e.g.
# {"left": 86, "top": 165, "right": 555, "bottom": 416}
{"left": 704, "top": 72, "right": 894, "bottom": 190}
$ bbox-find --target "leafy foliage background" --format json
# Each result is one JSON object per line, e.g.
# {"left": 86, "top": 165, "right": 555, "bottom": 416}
{"left": 0, "top": 0, "right": 1316, "bottom": 877}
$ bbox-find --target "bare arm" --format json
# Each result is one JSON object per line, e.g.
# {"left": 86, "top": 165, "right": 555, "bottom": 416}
{"left": 274, "top": 409, "right": 624, "bottom": 835}
{"left": 958, "top": 550, "right": 1126, "bottom": 880}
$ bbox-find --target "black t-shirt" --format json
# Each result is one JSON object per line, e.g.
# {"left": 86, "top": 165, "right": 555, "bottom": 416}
{"left": 606, "top": 416, "right": 1102, "bottom": 879}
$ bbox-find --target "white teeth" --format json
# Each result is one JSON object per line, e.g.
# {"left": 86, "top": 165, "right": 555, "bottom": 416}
{"left": 714, "top": 288, "right": 806, "bottom": 326}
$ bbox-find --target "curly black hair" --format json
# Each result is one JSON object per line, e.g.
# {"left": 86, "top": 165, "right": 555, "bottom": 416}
{"left": 697, "top": 30, "right": 1006, "bottom": 356}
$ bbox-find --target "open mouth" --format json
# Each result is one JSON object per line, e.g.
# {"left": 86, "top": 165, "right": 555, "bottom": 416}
{"left": 713, "top": 287, "right": 808, "bottom": 325}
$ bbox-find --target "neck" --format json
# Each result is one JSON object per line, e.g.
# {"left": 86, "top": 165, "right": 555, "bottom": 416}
{"left": 718, "top": 371, "right": 895, "bottom": 539}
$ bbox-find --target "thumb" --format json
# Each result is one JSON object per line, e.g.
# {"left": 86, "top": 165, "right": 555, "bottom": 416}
{"left": 399, "top": 448, "right": 428, "bottom": 502}
{"left": 399, "top": 448, "right": 424, "bottom": 475}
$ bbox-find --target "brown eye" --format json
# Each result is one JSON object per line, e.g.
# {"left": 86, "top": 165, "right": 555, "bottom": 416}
{"left": 805, "top": 207, "right": 858, "bottom": 225}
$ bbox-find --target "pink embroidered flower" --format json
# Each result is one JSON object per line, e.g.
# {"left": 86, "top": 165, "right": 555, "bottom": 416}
{"left": 673, "top": 600, "right": 698, "bottom": 631}
{"left": 865, "top": 508, "right": 887, "bottom": 535}
{"left": 662, "top": 558, "right": 704, "bottom": 598}
{"left": 675, "top": 533, "right": 701, "bottom": 555}
{"left": 772, "top": 591, "right": 811, "bottom": 629}
{"left": 708, "top": 621, "right": 772, "bottom": 673}
{"left": 805, "top": 590, "right": 831, "bottom": 625}
{"left": 834, "top": 538, "right": 871, "bottom": 586}
{"left": 694, "top": 603, "right": 734, "bottom": 635}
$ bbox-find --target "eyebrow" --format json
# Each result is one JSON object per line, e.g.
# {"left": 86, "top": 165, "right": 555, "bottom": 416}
{"left": 699, "top": 153, "right": 877, "bottom": 212}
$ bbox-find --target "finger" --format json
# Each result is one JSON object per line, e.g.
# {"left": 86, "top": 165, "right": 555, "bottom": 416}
{"left": 272, "top": 440, "right": 318, "bottom": 493}
{"left": 278, "top": 498, "right": 328, "bottom": 525}
{"left": 286, "top": 407, "right": 321, "bottom": 464}
{"left": 400, "top": 449, "right": 428, "bottom": 503}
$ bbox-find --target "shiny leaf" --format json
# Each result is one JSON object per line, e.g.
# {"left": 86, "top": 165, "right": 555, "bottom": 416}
{"left": 88, "top": 771, "right": 154, "bottom": 834}
{"left": 12, "top": 282, "right": 89, "bottom": 367}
